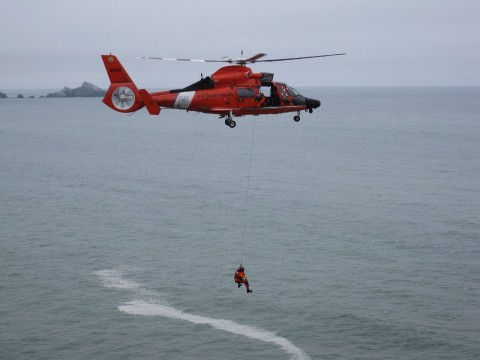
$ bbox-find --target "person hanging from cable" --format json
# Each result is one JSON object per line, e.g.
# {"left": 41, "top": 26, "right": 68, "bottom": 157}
{"left": 234, "top": 265, "right": 252, "bottom": 293}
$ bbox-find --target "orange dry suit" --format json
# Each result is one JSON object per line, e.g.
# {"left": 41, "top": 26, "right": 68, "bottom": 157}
{"left": 234, "top": 267, "right": 251, "bottom": 291}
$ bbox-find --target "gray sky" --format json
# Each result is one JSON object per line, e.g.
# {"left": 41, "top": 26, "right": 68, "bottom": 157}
{"left": 1, "top": 0, "right": 479, "bottom": 89}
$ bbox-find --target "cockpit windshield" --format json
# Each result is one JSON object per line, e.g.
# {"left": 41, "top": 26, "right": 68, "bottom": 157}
{"left": 286, "top": 85, "right": 301, "bottom": 97}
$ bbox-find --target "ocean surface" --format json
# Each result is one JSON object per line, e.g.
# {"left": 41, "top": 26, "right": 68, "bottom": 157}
{"left": 1, "top": 87, "right": 479, "bottom": 360}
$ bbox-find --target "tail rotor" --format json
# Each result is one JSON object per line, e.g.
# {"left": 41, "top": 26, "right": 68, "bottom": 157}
{"left": 112, "top": 86, "right": 136, "bottom": 110}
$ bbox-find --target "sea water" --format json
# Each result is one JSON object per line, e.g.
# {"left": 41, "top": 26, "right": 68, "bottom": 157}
{"left": 1, "top": 87, "right": 479, "bottom": 359}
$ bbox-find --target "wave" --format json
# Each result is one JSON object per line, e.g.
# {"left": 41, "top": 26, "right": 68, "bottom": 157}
{"left": 95, "top": 268, "right": 310, "bottom": 360}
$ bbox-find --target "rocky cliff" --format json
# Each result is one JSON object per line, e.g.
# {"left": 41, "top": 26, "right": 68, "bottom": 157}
{"left": 45, "top": 82, "right": 106, "bottom": 98}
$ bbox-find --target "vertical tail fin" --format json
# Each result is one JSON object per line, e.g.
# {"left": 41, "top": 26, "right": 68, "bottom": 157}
{"left": 101, "top": 54, "right": 142, "bottom": 113}
{"left": 101, "top": 54, "right": 134, "bottom": 83}
{"left": 101, "top": 54, "right": 160, "bottom": 115}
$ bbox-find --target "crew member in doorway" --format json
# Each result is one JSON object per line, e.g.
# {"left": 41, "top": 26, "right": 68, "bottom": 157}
{"left": 234, "top": 265, "right": 252, "bottom": 293}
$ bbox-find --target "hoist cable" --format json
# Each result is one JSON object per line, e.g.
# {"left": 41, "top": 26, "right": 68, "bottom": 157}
{"left": 240, "top": 118, "right": 256, "bottom": 266}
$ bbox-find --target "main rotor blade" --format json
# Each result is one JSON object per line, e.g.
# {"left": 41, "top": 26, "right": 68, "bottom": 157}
{"left": 136, "top": 56, "right": 229, "bottom": 63}
{"left": 254, "top": 53, "right": 346, "bottom": 62}
{"left": 243, "top": 53, "right": 267, "bottom": 63}
{"left": 137, "top": 52, "right": 346, "bottom": 64}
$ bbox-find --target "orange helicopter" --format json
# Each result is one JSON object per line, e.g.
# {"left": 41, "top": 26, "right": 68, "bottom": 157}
{"left": 101, "top": 52, "right": 345, "bottom": 128}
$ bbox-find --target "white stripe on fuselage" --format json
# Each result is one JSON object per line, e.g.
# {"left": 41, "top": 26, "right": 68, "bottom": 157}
{"left": 173, "top": 91, "right": 195, "bottom": 109}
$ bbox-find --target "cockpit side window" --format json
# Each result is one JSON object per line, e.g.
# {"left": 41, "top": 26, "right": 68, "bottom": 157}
{"left": 286, "top": 86, "right": 300, "bottom": 97}
{"left": 237, "top": 88, "right": 256, "bottom": 98}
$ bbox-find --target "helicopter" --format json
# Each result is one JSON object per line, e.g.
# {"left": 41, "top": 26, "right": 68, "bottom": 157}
{"left": 100, "top": 52, "right": 345, "bottom": 128}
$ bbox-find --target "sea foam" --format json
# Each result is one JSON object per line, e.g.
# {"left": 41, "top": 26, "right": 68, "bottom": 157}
{"left": 95, "top": 268, "right": 310, "bottom": 360}
{"left": 94, "top": 269, "right": 141, "bottom": 290}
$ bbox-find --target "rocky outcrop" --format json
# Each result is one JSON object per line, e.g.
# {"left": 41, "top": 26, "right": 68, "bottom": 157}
{"left": 45, "top": 82, "right": 106, "bottom": 97}
{"left": 0, "top": 92, "right": 7, "bottom": 99}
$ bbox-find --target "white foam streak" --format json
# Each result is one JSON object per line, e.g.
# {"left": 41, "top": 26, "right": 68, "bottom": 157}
{"left": 119, "top": 300, "right": 310, "bottom": 360}
{"left": 95, "top": 269, "right": 310, "bottom": 360}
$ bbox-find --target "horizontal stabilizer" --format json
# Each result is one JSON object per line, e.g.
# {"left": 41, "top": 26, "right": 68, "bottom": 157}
{"left": 139, "top": 89, "right": 161, "bottom": 115}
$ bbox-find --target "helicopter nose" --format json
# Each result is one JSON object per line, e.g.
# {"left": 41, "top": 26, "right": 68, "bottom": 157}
{"left": 305, "top": 98, "right": 321, "bottom": 109}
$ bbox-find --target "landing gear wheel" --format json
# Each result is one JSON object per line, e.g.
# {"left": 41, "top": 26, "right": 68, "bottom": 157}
{"left": 294, "top": 115, "right": 301, "bottom": 122}
{"left": 308, "top": 108, "right": 313, "bottom": 114}
{"left": 225, "top": 114, "right": 236, "bottom": 128}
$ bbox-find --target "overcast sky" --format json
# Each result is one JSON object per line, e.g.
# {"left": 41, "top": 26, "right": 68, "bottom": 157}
{"left": 1, "top": 0, "right": 479, "bottom": 89}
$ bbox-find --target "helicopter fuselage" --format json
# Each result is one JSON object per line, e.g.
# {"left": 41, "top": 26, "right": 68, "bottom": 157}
{"left": 151, "top": 65, "right": 320, "bottom": 116}
{"left": 101, "top": 55, "right": 321, "bottom": 128}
